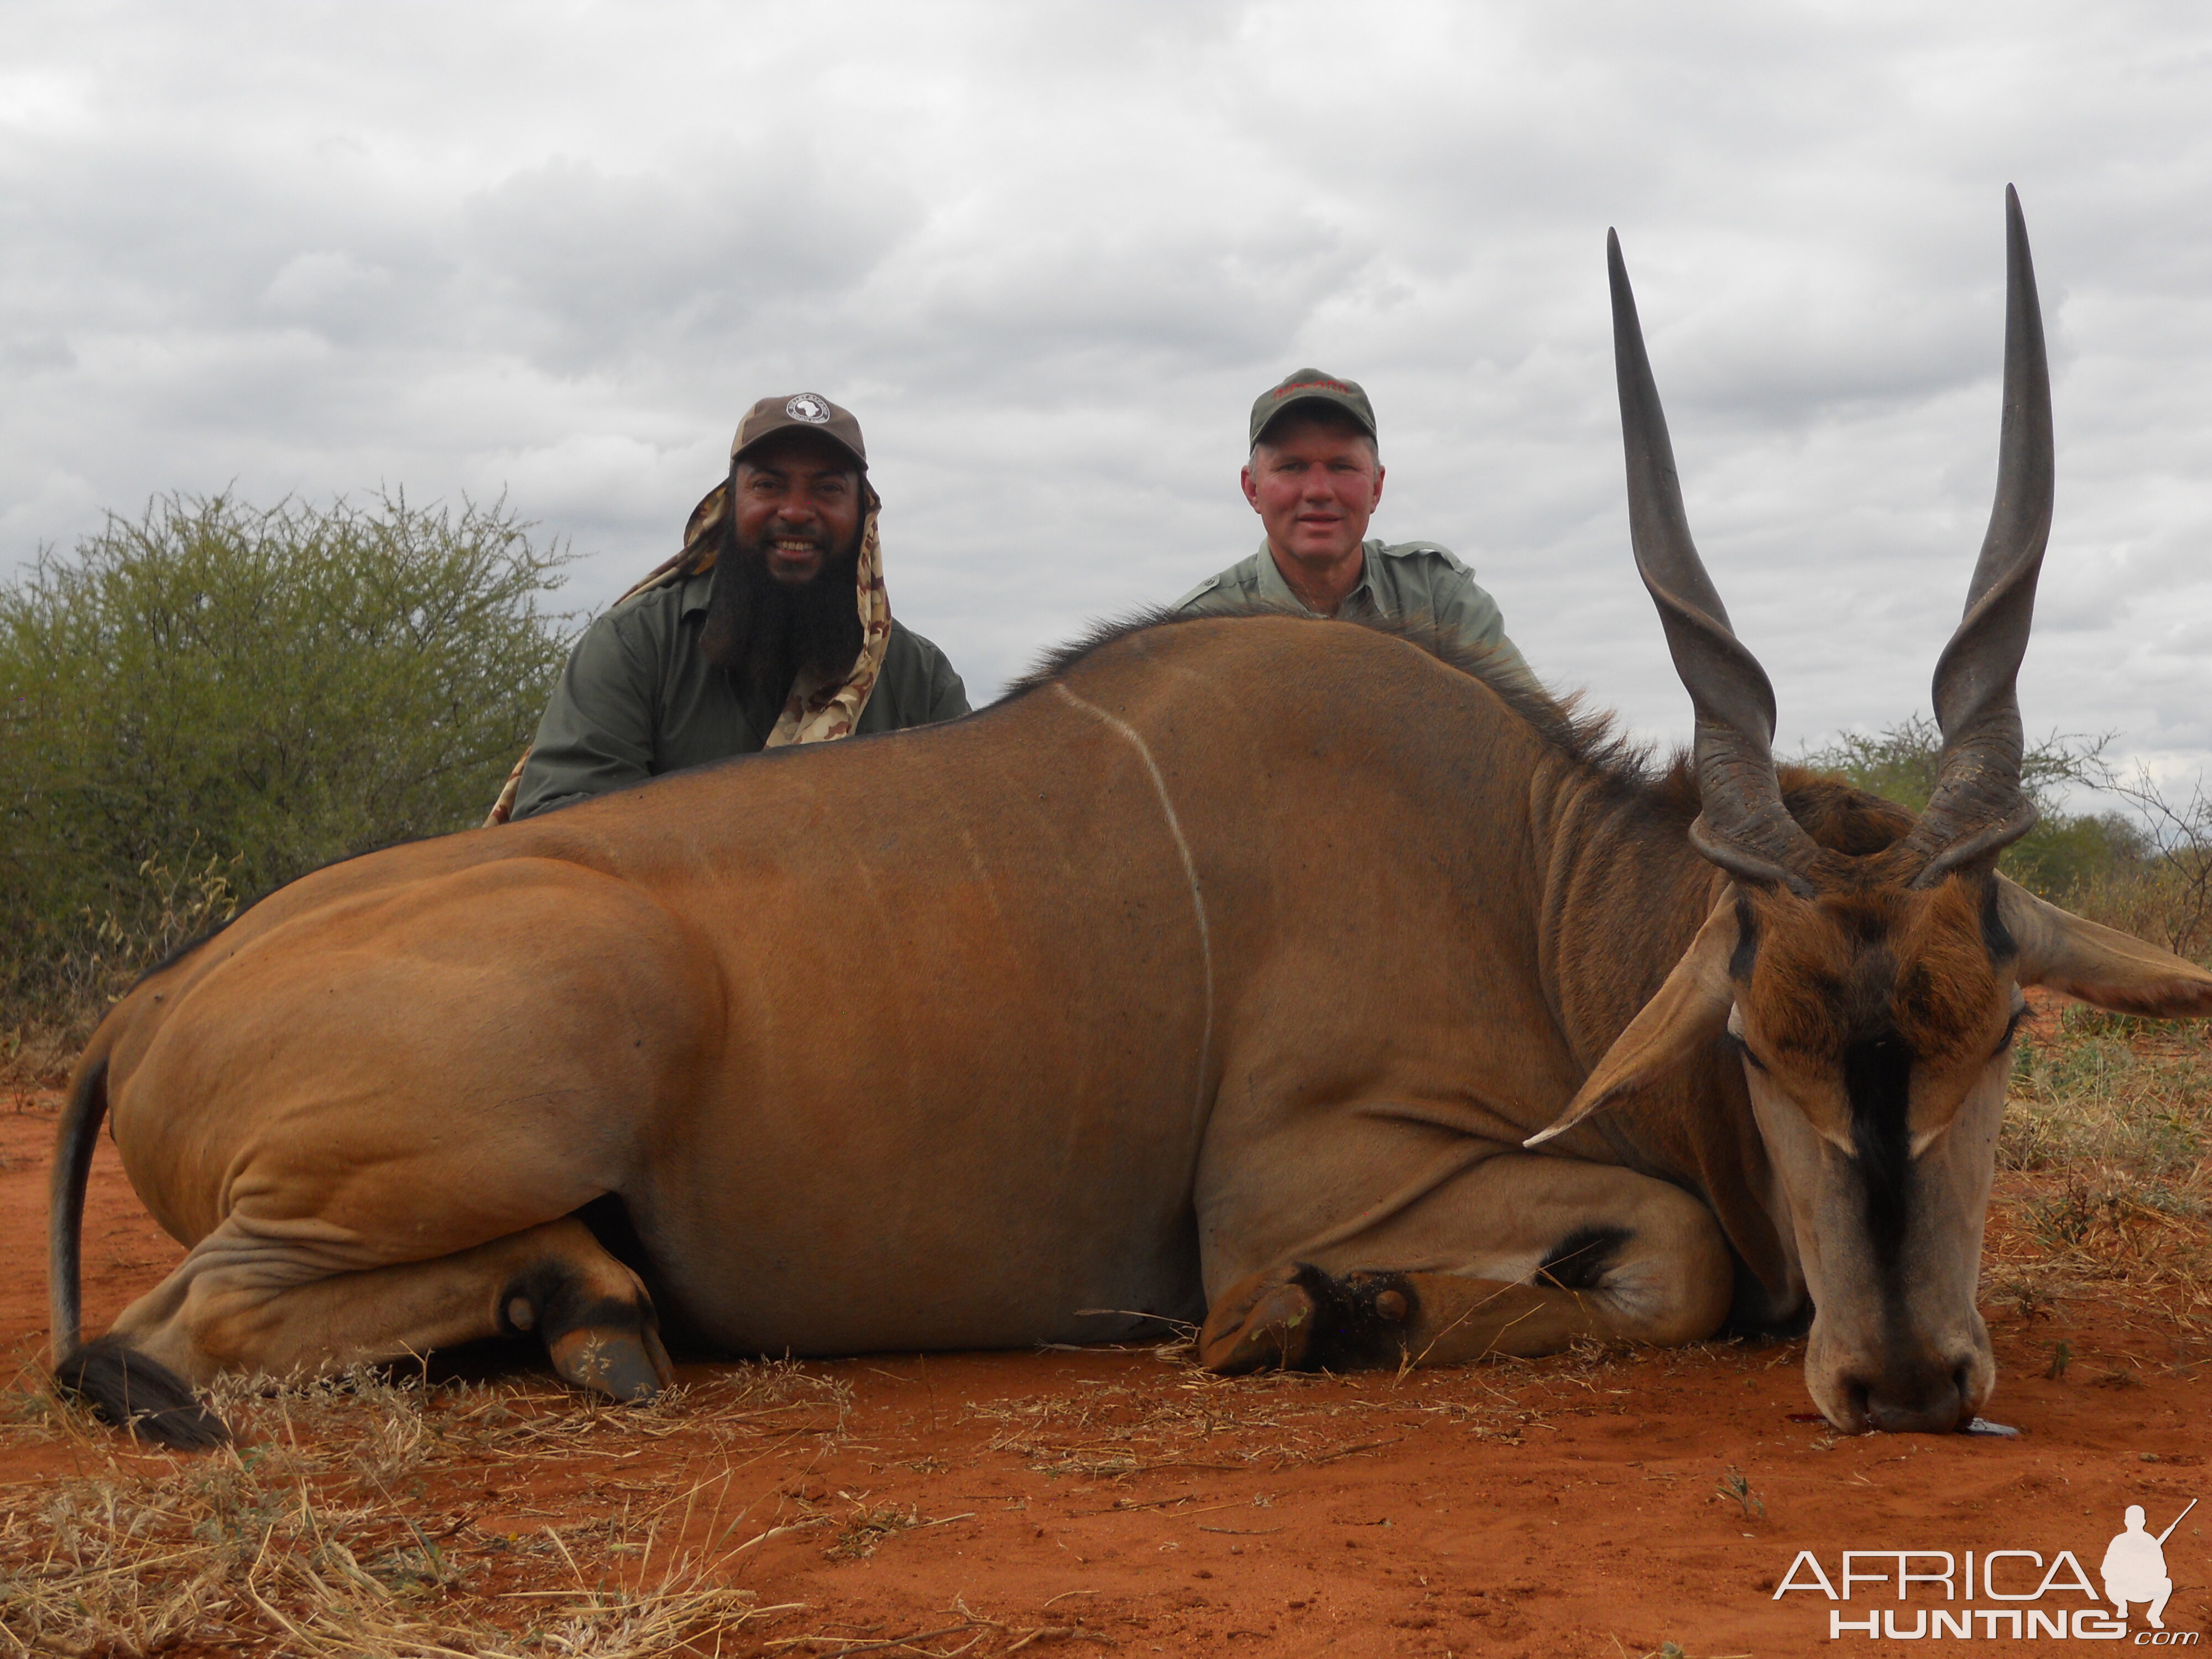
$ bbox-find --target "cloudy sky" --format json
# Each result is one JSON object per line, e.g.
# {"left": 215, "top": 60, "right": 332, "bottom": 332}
{"left": 4, "top": 1, "right": 2210, "bottom": 796}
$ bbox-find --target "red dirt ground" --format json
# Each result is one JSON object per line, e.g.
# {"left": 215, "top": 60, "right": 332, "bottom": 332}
{"left": 3, "top": 1042, "right": 2208, "bottom": 1657}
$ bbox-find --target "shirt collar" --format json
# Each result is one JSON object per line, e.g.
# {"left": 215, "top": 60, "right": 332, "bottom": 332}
{"left": 1253, "top": 538, "right": 1381, "bottom": 618}
{"left": 679, "top": 567, "right": 716, "bottom": 619}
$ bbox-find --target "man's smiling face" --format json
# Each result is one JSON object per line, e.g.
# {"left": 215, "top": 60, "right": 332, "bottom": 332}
{"left": 732, "top": 432, "right": 863, "bottom": 585}
{"left": 1240, "top": 411, "right": 1385, "bottom": 570}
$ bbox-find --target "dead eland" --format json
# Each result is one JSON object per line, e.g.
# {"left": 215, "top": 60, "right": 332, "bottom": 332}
{"left": 50, "top": 188, "right": 2212, "bottom": 1447}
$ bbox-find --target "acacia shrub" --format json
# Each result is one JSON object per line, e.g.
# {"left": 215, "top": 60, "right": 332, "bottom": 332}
{"left": 1, "top": 492, "right": 571, "bottom": 1053}
{"left": 1796, "top": 714, "right": 2146, "bottom": 901}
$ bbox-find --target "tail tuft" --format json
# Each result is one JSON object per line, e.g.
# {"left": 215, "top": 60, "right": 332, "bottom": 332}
{"left": 56, "top": 1336, "right": 229, "bottom": 1449}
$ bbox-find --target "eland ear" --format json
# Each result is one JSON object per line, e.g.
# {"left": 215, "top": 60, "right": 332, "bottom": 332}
{"left": 1526, "top": 898, "right": 1739, "bottom": 1148}
{"left": 1996, "top": 877, "right": 2212, "bottom": 1018}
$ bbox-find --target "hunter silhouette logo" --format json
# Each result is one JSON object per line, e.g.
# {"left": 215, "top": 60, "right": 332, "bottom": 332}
{"left": 2107, "top": 1501, "right": 2195, "bottom": 1630}
{"left": 1775, "top": 1498, "right": 2200, "bottom": 1642}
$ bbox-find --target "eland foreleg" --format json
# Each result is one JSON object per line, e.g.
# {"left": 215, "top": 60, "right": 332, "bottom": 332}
{"left": 1197, "top": 1150, "right": 1732, "bottom": 1373}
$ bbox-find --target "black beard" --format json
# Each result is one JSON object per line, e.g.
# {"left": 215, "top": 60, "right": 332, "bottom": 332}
{"left": 698, "top": 522, "right": 865, "bottom": 710}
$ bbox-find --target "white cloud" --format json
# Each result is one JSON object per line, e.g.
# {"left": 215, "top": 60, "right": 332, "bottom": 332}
{"left": 2, "top": 0, "right": 2210, "bottom": 794}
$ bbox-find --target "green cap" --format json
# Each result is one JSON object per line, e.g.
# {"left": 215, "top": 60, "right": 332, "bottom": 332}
{"left": 1249, "top": 368, "right": 1376, "bottom": 448}
{"left": 731, "top": 393, "right": 868, "bottom": 470}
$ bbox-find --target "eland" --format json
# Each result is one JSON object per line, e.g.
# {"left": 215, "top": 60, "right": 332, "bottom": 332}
{"left": 51, "top": 187, "right": 2212, "bottom": 1446}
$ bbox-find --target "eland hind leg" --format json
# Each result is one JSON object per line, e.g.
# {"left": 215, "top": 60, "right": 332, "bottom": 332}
{"left": 63, "top": 857, "right": 717, "bottom": 1446}
{"left": 69, "top": 1214, "right": 673, "bottom": 1447}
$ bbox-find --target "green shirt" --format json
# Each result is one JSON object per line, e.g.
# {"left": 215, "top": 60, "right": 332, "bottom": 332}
{"left": 512, "top": 570, "right": 970, "bottom": 820}
{"left": 1171, "top": 538, "right": 1530, "bottom": 681}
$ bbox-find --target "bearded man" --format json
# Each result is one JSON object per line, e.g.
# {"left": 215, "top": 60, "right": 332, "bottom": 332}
{"left": 495, "top": 394, "right": 969, "bottom": 823}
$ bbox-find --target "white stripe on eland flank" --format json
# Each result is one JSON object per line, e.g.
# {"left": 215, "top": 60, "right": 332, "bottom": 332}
{"left": 1052, "top": 682, "right": 1216, "bottom": 1115}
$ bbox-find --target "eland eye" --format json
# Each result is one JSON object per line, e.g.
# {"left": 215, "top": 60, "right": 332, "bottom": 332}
{"left": 1724, "top": 1029, "right": 1770, "bottom": 1073}
{"left": 1995, "top": 1004, "right": 2027, "bottom": 1056}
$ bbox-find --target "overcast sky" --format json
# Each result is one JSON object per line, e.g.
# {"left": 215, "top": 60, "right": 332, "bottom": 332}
{"left": 4, "top": 2, "right": 2210, "bottom": 799}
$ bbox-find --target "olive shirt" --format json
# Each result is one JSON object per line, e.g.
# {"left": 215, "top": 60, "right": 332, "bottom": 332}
{"left": 510, "top": 569, "right": 969, "bottom": 820}
{"left": 1171, "top": 538, "right": 1530, "bottom": 680}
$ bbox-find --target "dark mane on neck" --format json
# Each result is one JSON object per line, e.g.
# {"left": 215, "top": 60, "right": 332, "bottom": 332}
{"left": 1002, "top": 609, "right": 1918, "bottom": 852}
{"left": 999, "top": 607, "right": 1692, "bottom": 811}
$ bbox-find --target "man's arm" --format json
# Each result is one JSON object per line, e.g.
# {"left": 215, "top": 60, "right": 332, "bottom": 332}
{"left": 510, "top": 612, "right": 660, "bottom": 820}
{"left": 927, "top": 650, "right": 972, "bottom": 722}
{"left": 867, "top": 624, "right": 971, "bottom": 734}
{"left": 1423, "top": 554, "right": 1534, "bottom": 684}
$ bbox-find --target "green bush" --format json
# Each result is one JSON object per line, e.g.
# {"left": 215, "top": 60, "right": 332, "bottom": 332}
{"left": 1796, "top": 715, "right": 2212, "bottom": 961}
{"left": 1, "top": 492, "right": 572, "bottom": 1054}
{"left": 1795, "top": 714, "right": 2147, "bottom": 900}
{"left": 2081, "top": 773, "right": 2212, "bottom": 961}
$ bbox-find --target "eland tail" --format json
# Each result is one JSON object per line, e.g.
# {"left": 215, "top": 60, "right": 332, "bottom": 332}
{"left": 49, "top": 1025, "right": 228, "bottom": 1448}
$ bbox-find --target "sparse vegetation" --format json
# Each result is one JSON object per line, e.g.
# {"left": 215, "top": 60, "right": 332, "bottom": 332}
{"left": 2075, "top": 768, "right": 2212, "bottom": 961}
{"left": 0, "top": 1359, "right": 847, "bottom": 1656}
{"left": 1796, "top": 715, "right": 2149, "bottom": 902}
{"left": 1985, "top": 995, "right": 2212, "bottom": 1342}
{"left": 2002, "top": 1005, "right": 2210, "bottom": 1182}
{"left": 964, "top": 1342, "right": 1558, "bottom": 1473}
{"left": 1714, "top": 1465, "right": 1764, "bottom": 1521}
{"left": 1802, "top": 716, "right": 2212, "bottom": 980}
{"left": 1, "top": 491, "right": 573, "bottom": 1071}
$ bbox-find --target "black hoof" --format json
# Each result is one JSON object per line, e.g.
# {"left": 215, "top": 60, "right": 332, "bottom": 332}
{"left": 1201, "top": 1262, "right": 1420, "bottom": 1374}
{"left": 56, "top": 1336, "right": 229, "bottom": 1449}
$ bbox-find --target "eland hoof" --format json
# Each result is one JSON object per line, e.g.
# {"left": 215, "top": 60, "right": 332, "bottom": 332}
{"left": 547, "top": 1319, "right": 675, "bottom": 1403}
{"left": 1199, "top": 1263, "right": 1321, "bottom": 1374}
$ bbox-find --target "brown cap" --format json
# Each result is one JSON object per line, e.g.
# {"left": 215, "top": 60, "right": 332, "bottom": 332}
{"left": 730, "top": 393, "right": 868, "bottom": 469}
{"left": 1249, "top": 368, "right": 1376, "bottom": 448}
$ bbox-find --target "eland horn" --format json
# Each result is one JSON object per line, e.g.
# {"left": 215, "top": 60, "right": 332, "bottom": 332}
{"left": 1897, "top": 185, "right": 2054, "bottom": 886}
{"left": 1609, "top": 228, "right": 1820, "bottom": 898}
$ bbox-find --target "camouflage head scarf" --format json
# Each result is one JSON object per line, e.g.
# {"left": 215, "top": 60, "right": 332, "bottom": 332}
{"left": 484, "top": 478, "right": 891, "bottom": 826}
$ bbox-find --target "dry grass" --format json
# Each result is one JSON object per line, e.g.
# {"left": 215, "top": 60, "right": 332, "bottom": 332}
{"left": 0, "top": 1359, "right": 854, "bottom": 1657}
{"left": 2002, "top": 1006, "right": 2211, "bottom": 1181}
{"left": 811, "top": 1498, "right": 981, "bottom": 1564}
{"left": 760, "top": 1597, "right": 1113, "bottom": 1656}
{"left": 1986, "top": 1001, "right": 2212, "bottom": 1339}
{"left": 962, "top": 1340, "right": 1578, "bottom": 1480}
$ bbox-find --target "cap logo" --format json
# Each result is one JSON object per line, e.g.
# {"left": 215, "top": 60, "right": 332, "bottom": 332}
{"left": 1275, "top": 378, "right": 1353, "bottom": 399}
{"left": 784, "top": 394, "right": 832, "bottom": 424}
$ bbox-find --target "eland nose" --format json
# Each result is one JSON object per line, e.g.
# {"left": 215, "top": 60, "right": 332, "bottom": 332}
{"left": 1854, "top": 1359, "right": 1974, "bottom": 1434}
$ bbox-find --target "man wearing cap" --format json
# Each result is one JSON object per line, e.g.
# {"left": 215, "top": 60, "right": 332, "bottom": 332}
{"left": 1172, "top": 369, "right": 1528, "bottom": 679}
{"left": 497, "top": 394, "right": 969, "bottom": 822}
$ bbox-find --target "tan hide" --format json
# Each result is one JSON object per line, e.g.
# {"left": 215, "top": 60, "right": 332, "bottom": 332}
{"left": 1525, "top": 895, "right": 1738, "bottom": 1147}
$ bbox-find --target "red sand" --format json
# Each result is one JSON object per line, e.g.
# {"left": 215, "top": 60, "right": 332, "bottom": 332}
{"left": 3, "top": 1064, "right": 2206, "bottom": 1657}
